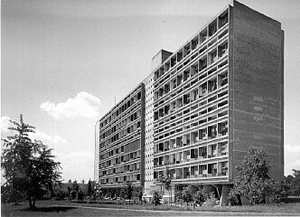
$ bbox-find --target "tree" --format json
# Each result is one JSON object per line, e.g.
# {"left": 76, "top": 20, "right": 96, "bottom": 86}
{"left": 285, "top": 169, "right": 300, "bottom": 196}
{"left": 290, "top": 169, "right": 300, "bottom": 196}
{"left": 158, "top": 167, "right": 172, "bottom": 203}
{"left": 152, "top": 191, "right": 162, "bottom": 206}
{"left": 1, "top": 115, "right": 61, "bottom": 209}
{"left": 87, "top": 180, "right": 93, "bottom": 197}
{"left": 125, "top": 181, "right": 133, "bottom": 199}
{"left": 230, "top": 148, "right": 273, "bottom": 205}
{"left": 182, "top": 187, "right": 193, "bottom": 205}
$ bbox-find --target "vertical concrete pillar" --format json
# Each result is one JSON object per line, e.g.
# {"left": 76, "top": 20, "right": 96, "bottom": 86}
{"left": 220, "top": 185, "right": 231, "bottom": 206}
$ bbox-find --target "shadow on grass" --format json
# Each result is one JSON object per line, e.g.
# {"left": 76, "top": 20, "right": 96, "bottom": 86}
{"left": 22, "top": 206, "right": 77, "bottom": 212}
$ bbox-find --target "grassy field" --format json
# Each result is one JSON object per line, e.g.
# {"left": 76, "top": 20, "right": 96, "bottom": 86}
{"left": 2, "top": 200, "right": 300, "bottom": 217}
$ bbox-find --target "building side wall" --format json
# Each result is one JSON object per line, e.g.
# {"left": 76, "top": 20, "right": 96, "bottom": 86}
{"left": 230, "top": 1, "right": 284, "bottom": 180}
{"left": 98, "top": 85, "right": 145, "bottom": 188}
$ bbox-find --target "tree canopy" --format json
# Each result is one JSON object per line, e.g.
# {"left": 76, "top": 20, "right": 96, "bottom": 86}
{"left": 1, "top": 114, "right": 61, "bottom": 209}
{"left": 230, "top": 148, "right": 281, "bottom": 205}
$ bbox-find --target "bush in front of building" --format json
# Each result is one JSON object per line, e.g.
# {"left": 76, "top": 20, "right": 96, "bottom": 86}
{"left": 152, "top": 191, "right": 162, "bottom": 206}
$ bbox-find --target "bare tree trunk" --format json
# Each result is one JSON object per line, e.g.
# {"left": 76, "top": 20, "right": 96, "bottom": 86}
{"left": 28, "top": 196, "right": 36, "bottom": 210}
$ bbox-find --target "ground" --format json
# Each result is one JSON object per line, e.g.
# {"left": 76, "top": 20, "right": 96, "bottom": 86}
{"left": 2, "top": 200, "right": 300, "bottom": 217}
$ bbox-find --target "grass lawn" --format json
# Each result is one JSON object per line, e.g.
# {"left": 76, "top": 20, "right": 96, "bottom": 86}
{"left": 2, "top": 200, "right": 300, "bottom": 217}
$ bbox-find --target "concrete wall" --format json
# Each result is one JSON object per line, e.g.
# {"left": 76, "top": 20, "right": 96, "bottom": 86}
{"left": 151, "top": 49, "right": 172, "bottom": 71}
{"left": 229, "top": 1, "right": 284, "bottom": 181}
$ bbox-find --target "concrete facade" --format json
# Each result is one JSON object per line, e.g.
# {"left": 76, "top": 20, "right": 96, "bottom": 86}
{"left": 229, "top": 1, "right": 284, "bottom": 181}
{"left": 95, "top": 1, "right": 284, "bottom": 196}
{"left": 97, "top": 84, "right": 145, "bottom": 189}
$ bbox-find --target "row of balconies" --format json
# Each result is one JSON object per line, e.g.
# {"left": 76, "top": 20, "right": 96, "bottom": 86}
{"left": 154, "top": 160, "right": 228, "bottom": 180}
{"left": 154, "top": 71, "right": 228, "bottom": 122}
{"left": 154, "top": 42, "right": 228, "bottom": 103}
{"left": 99, "top": 150, "right": 141, "bottom": 168}
{"left": 100, "top": 174, "right": 141, "bottom": 185}
{"left": 100, "top": 110, "right": 141, "bottom": 140}
{"left": 154, "top": 9, "right": 228, "bottom": 83}
{"left": 154, "top": 141, "right": 228, "bottom": 168}
{"left": 100, "top": 90, "right": 142, "bottom": 129}
{"left": 154, "top": 120, "right": 228, "bottom": 151}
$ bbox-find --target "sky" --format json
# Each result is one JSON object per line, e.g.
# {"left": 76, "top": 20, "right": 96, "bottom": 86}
{"left": 1, "top": 0, "right": 300, "bottom": 182}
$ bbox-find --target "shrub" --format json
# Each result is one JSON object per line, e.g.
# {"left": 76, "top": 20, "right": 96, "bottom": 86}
{"left": 193, "top": 190, "right": 205, "bottom": 205}
{"left": 182, "top": 188, "right": 193, "bottom": 205}
{"left": 152, "top": 191, "right": 162, "bottom": 206}
{"left": 175, "top": 190, "right": 183, "bottom": 203}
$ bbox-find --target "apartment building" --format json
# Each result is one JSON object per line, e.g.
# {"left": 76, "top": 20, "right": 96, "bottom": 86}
{"left": 97, "top": 84, "right": 145, "bottom": 188}
{"left": 96, "top": 1, "right": 284, "bottom": 199}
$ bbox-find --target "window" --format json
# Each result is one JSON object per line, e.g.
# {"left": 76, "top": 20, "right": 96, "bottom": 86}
{"left": 199, "top": 146, "right": 207, "bottom": 159}
{"left": 218, "top": 71, "right": 228, "bottom": 87}
{"left": 199, "top": 164, "right": 207, "bottom": 176}
{"left": 165, "top": 61, "right": 170, "bottom": 72}
{"left": 208, "top": 125, "right": 217, "bottom": 139}
{"left": 177, "top": 50, "right": 183, "bottom": 62}
{"left": 175, "top": 152, "right": 182, "bottom": 164}
{"left": 199, "top": 56, "right": 207, "bottom": 71}
{"left": 219, "top": 161, "right": 228, "bottom": 176}
{"left": 200, "top": 28, "right": 208, "bottom": 43}
{"left": 170, "top": 139, "right": 176, "bottom": 149}
{"left": 191, "top": 36, "right": 199, "bottom": 49}
{"left": 191, "top": 62, "right": 198, "bottom": 77}
{"left": 183, "top": 93, "right": 190, "bottom": 105}
{"left": 199, "top": 128, "right": 207, "bottom": 140}
{"left": 170, "top": 101, "right": 176, "bottom": 113}
{"left": 191, "top": 165, "right": 198, "bottom": 176}
{"left": 176, "top": 136, "right": 183, "bottom": 147}
{"left": 191, "top": 148, "right": 198, "bottom": 159}
{"left": 191, "top": 131, "right": 199, "bottom": 144}
{"left": 208, "top": 49, "right": 217, "bottom": 65}
{"left": 184, "top": 43, "right": 191, "bottom": 57}
{"left": 208, "top": 77, "right": 217, "bottom": 92}
{"left": 218, "top": 121, "right": 228, "bottom": 136}
{"left": 164, "top": 83, "right": 170, "bottom": 94}
{"left": 183, "top": 134, "right": 191, "bottom": 146}
{"left": 183, "top": 167, "right": 190, "bottom": 178}
{"left": 183, "top": 69, "right": 190, "bottom": 81}
{"left": 177, "top": 74, "right": 183, "bottom": 86}
{"left": 218, "top": 142, "right": 228, "bottom": 156}
{"left": 208, "top": 163, "right": 218, "bottom": 176}
{"left": 218, "top": 9, "right": 228, "bottom": 28}
{"left": 199, "top": 83, "right": 207, "bottom": 97}
{"left": 171, "top": 78, "right": 177, "bottom": 89}
{"left": 190, "top": 89, "right": 199, "bottom": 102}
{"left": 218, "top": 41, "right": 228, "bottom": 58}
{"left": 208, "top": 144, "right": 217, "bottom": 158}
{"left": 208, "top": 19, "right": 217, "bottom": 36}
{"left": 176, "top": 97, "right": 183, "bottom": 108}
{"left": 164, "top": 104, "right": 170, "bottom": 115}
{"left": 171, "top": 56, "right": 176, "bottom": 67}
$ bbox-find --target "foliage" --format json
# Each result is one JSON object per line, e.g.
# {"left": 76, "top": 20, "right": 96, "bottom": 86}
{"left": 285, "top": 170, "right": 300, "bottom": 196}
{"left": 201, "top": 185, "right": 216, "bottom": 200}
{"left": 158, "top": 169, "right": 172, "bottom": 192}
{"left": 193, "top": 190, "right": 205, "bottom": 205}
{"left": 152, "top": 191, "right": 162, "bottom": 206}
{"left": 93, "top": 182, "right": 103, "bottom": 200}
{"left": 175, "top": 190, "right": 183, "bottom": 202}
{"left": 87, "top": 180, "right": 93, "bottom": 196}
{"left": 125, "top": 182, "right": 133, "bottom": 199}
{"left": 1, "top": 115, "right": 61, "bottom": 209}
{"left": 229, "top": 147, "right": 282, "bottom": 205}
{"left": 228, "top": 190, "right": 241, "bottom": 206}
{"left": 54, "top": 189, "right": 67, "bottom": 200}
{"left": 77, "top": 190, "right": 84, "bottom": 200}
{"left": 182, "top": 188, "right": 193, "bottom": 204}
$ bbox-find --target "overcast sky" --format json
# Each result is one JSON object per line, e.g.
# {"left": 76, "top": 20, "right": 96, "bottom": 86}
{"left": 2, "top": 0, "right": 300, "bottom": 181}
